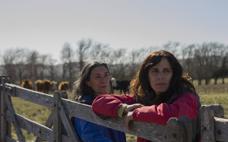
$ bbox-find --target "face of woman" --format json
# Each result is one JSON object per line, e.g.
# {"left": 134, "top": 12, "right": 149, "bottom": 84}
{"left": 148, "top": 58, "right": 173, "bottom": 95}
{"left": 86, "top": 66, "right": 111, "bottom": 95}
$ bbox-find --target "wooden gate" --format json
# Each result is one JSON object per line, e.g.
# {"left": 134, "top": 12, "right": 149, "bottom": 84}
{"left": 1, "top": 76, "right": 228, "bottom": 142}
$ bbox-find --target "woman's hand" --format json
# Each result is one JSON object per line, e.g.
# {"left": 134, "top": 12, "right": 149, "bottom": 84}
{"left": 124, "top": 111, "right": 134, "bottom": 129}
{"left": 125, "top": 103, "right": 143, "bottom": 112}
{"left": 118, "top": 103, "right": 143, "bottom": 118}
{"left": 123, "top": 104, "right": 143, "bottom": 129}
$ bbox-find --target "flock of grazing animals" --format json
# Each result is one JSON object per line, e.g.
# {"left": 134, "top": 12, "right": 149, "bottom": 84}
{"left": 20, "top": 79, "right": 69, "bottom": 99}
{"left": 20, "top": 78, "right": 131, "bottom": 98}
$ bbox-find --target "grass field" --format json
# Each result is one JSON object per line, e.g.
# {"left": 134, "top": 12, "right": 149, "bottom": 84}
{"left": 200, "top": 93, "right": 228, "bottom": 118}
{"left": 8, "top": 83, "right": 228, "bottom": 141}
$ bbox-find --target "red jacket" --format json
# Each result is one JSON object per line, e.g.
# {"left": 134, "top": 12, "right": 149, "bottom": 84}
{"left": 92, "top": 92, "right": 199, "bottom": 142}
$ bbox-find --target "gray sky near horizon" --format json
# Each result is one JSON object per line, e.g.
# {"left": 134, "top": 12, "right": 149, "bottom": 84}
{"left": 0, "top": 0, "right": 228, "bottom": 63}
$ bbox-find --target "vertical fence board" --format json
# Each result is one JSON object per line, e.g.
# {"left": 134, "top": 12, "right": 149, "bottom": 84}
{"left": 58, "top": 95, "right": 81, "bottom": 142}
{"left": 53, "top": 92, "right": 62, "bottom": 142}
{"left": 0, "top": 77, "right": 11, "bottom": 142}
{"left": 5, "top": 95, "right": 25, "bottom": 142}
{"left": 0, "top": 83, "right": 7, "bottom": 142}
{"left": 35, "top": 111, "right": 54, "bottom": 142}
{"left": 200, "top": 106, "right": 215, "bottom": 142}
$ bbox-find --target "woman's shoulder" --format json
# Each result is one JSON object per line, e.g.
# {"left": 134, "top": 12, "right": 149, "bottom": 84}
{"left": 177, "top": 91, "right": 200, "bottom": 105}
{"left": 181, "top": 91, "right": 197, "bottom": 96}
{"left": 78, "top": 94, "right": 95, "bottom": 105}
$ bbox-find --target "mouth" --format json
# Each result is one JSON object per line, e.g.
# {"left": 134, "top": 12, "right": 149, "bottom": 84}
{"left": 100, "top": 85, "right": 108, "bottom": 89}
{"left": 154, "top": 83, "right": 169, "bottom": 89}
{"left": 155, "top": 83, "right": 166, "bottom": 86}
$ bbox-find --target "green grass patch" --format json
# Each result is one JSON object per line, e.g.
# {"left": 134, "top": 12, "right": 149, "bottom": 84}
{"left": 12, "top": 97, "right": 51, "bottom": 124}
{"left": 11, "top": 97, "right": 51, "bottom": 141}
{"left": 199, "top": 93, "right": 228, "bottom": 118}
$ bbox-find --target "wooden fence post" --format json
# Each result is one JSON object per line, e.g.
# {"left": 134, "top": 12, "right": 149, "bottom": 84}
{"left": 165, "top": 118, "right": 185, "bottom": 142}
{"left": 0, "top": 77, "right": 5, "bottom": 142}
{"left": 5, "top": 93, "right": 25, "bottom": 142}
{"left": 200, "top": 105, "right": 215, "bottom": 142}
{"left": 0, "top": 76, "right": 11, "bottom": 142}
{"left": 53, "top": 92, "right": 62, "bottom": 142}
{"left": 202, "top": 104, "right": 225, "bottom": 142}
{"left": 204, "top": 104, "right": 224, "bottom": 118}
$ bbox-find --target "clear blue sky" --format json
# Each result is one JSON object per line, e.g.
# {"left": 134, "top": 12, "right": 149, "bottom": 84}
{"left": 0, "top": 0, "right": 228, "bottom": 62}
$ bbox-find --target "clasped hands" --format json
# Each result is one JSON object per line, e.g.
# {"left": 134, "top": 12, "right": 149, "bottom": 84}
{"left": 118, "top": 103, "right": 143, "bottom": 129}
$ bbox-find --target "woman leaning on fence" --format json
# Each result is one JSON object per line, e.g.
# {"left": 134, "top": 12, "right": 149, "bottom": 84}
{"left": 92, "top": 50, "right": 201, "bottom": 142}
{"left": 72, "top": 61, "right": 126, "bottom": 142}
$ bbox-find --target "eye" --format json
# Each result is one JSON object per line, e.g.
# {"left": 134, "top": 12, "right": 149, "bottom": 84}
{"left": 104, "top": 72, "right": 110, "bottom": 77}
{"left": 163, "top": 68, "right": 172, "bottom": 73}
{"left": 149, "top": 68, "right": 159, "bottom": 73}
{"left": 95, "top": 75, "right": 102, "bottom": 79}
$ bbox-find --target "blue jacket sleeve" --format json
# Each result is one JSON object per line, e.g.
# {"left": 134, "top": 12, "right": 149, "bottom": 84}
{"left": 73, "top": 117, "right": 114, "bottom": 142}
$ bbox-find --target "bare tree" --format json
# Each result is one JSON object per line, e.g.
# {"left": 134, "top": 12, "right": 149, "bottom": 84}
{"left": 26, "top": 50, "right": 39, "bottom": 84}
{"left": 37, "top": 54, "right": 48, "bottom": 79}
{"left": 76, "top": 39, "right": 92, "bottom": 71}
{"left": 220, "top": 53, "right": 228, "bottom": 84}
{"left": 127, "top": 48, "right": 146, "bottom": 79}
{"left": 47, "top": 58, "right": 58, "bottom": 81}
{"left": 89, "top": 41, "right": 111, "bottom": 63}
{"left": 2, "top": 48, "right": 28, "bottom": 83}
{"left": 109, "top": 48, "right": 128, "bottom": 80}
{"left": 36, "top": 54, "right": 58, "bottom": 80}
{"left": 3, "top": 49, "right": 18, "bottom": 82}
{"left": 210, "top": 43, "right": 228, "bottom": 84}
{"left": 191, "top": 43, "right": 222, "bottom": 85}
{"left": 0, "top": 51, "right": 2, "bottom": 64}
{"left": 181, "top": 44, "right": 196, "bottom": 78}
{"left": 163, "top": 41, "right": 181, "bottom": 58}
{"left": 61, "top": 42, "right": 76, "bottom": 88}
{"left": 0, "top": 52, "right": 2, "bottom": 75}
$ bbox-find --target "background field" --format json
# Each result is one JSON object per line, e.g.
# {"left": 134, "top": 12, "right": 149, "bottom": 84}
{"left": 10, "top": 83, "right": 228, "bottom": 141}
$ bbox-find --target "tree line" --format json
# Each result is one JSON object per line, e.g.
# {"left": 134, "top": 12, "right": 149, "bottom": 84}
{"left": 0, "top": 39, "right": 228, "bottom": 87}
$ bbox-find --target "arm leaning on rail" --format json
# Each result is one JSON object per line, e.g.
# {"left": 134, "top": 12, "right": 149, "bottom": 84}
{"left": 92, "top": 93, "right": 199, "bottom": 125}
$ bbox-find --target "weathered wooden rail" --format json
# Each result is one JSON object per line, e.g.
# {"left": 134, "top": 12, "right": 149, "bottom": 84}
{"left": 0, "top": 76, "right": 228, "bottom": 142}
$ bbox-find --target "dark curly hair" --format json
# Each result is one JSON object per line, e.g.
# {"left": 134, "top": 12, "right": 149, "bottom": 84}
{"left": 131, "top": 50, "right": 197, "bottom": 105}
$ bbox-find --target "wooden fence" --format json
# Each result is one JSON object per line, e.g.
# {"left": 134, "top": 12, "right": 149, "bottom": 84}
{"left": 0, "top": 76, "right": 228, "bottom": 142}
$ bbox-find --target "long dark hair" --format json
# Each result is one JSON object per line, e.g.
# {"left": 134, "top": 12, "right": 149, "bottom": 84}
{"left": 73, "top": 61, "right": 110, "bottom": 101}
{"left": 131, "top": 50, "right": 196, "bottom": 105}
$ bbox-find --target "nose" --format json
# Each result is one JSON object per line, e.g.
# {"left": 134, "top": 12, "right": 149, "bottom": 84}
{"left": 100, "top": 76, "right": 109, "bottom": 83}
{"left": 157, "top": 72, "right": 164, "bottom": 80}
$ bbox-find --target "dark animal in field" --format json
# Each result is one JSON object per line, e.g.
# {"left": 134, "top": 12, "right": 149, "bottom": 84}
{"left": 112, "top": 79, "right": 130, "bottom": 94}
{"left": 58, "top": 81, "right": 69, "bottom": 91}
{"left": 57, "top": 81, "right": 69, "bottom": 99}
{"left": 35, "top": 79, "right": 52, "bottom": 93}
{"left": 21, "top": 80, "right": 33, "bottom": 90}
